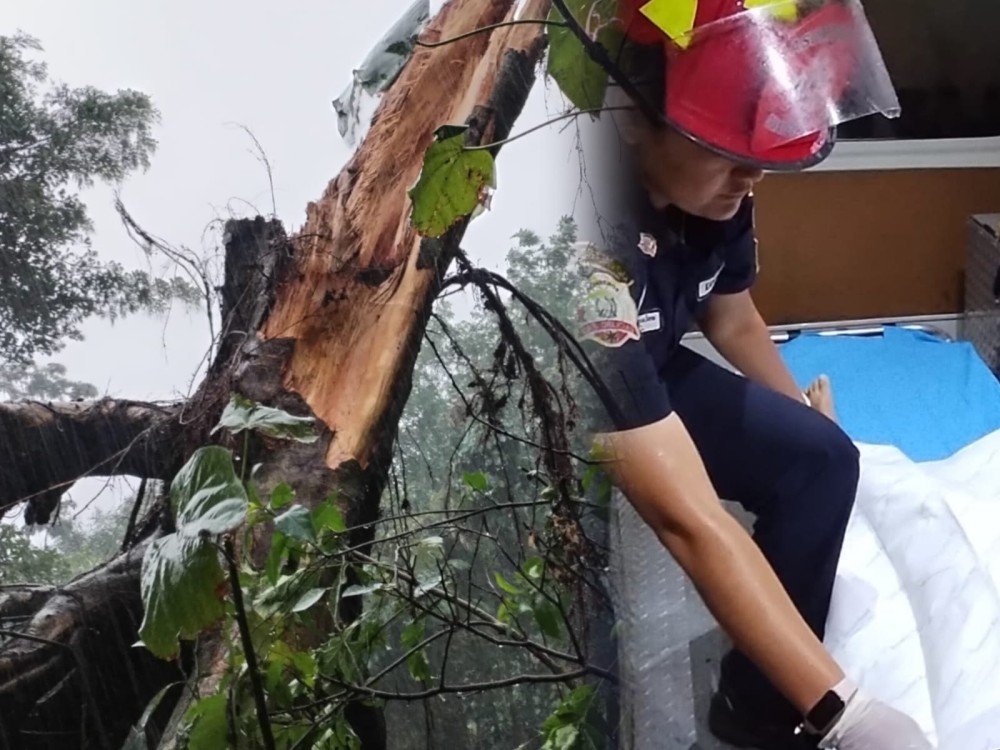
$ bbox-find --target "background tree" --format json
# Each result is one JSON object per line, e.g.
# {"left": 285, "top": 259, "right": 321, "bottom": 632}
{"left": 0, "top": 361, "right": 98, "bottom": 401}
{"left": 0, "top": 32, "right": 201, "bottom": 366}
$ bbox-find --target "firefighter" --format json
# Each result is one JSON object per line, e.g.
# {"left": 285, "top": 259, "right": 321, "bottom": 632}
{"left": 577, "top": 1, "right": 934, "bottom": 747}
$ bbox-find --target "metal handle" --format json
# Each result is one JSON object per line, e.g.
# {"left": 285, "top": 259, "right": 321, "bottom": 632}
{"left": 993, "top": 263, "right": 1000, "bottom": 304}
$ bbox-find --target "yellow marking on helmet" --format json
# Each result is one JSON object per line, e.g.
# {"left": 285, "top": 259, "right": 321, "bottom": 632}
{"left": 639, "top": 0, "right": 699, "bottom": 49}
{"left": 744, "top": 0, "right": 799, "bottom": 22}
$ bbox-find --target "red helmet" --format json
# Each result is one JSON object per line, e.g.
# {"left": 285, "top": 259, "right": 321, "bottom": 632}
{"left": 616, "top": 0, "right": 900, "bottom": 170}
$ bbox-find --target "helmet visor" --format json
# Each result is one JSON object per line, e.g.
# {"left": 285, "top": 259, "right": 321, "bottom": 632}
{"left": 661, "top": 0, "right": 901, "bottom": 152}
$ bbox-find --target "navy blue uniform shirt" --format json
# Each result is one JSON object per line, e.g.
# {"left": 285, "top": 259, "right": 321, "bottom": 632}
{"left": 577, "top": 193, "right": 759, "bottom": 433}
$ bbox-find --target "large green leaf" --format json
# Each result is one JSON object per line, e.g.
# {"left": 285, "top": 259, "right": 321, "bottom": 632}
{"left": 408, "top": 125, "right": 495, "bottom": 238}
{"left": 171, "top": 447, "right": 249, "bottom": 536}
{"left": 541, "top": 685, "right": 599, "bottom": 750}
{"left": 139, "top": 447, "right": 250, "bottom": 660}
{"left": 274, "top": 504, "right": 316, "bottom": 543}
{"left": 183, "top": 694, "right": 230, "bottom": 750}
{"left": 213, "top": 394, "right": 318, "bottom": 443}
{"left": 533, "top": 599, "right": 564, "bottom": 640}
{"left": 547, "top": 0, "right": 623, "bottom": 112}
{"left": 138, "top": 534, "right": 227, "bottom": 659}
{"left": 312, "top": 498, "right": 347, "bottom": 534}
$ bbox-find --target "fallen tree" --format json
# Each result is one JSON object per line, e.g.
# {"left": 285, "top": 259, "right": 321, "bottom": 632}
{"left": 0, "top": 1, "right": 630, "bottom": 747}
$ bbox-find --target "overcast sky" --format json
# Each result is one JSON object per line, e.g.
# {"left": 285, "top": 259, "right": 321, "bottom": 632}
{"left": 5, "top": 0, "right": 586, "bottom": 520}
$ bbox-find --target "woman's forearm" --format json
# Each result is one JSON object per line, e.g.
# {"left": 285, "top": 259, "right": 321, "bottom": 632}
{"left": 599, "top": 417, "right": 844, "bottom": 714}
{"left": 709, "top": 312, "right": 802, "bottom": 401}
{"left": 700, "top": 292, "right": 802, "bottom": 401}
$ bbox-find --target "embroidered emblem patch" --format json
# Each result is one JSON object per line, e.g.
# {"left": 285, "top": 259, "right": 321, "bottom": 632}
{"left": 638, "top": 232, "right": 658, "bottom": 258}
{"left": 573, "top": 241, "right": 640, "bottom": 349}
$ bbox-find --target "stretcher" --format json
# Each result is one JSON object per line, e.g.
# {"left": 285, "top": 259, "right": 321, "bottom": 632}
{"left": 609, "top": 317, "right": 1000, "bottom": 750}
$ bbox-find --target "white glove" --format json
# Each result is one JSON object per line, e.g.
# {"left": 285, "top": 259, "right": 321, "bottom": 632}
{"left": 818, "top": 679, "right": 934, "bottom": 750}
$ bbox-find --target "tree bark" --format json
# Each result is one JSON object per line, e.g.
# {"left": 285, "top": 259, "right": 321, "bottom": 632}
{"left": 0, "top": 0, "right": 552, "bottom": 747}
{"left": 0, "top": 399, "right": 184, "bottom": 524}
{"left": 0, "top": 540, "right": 184, "bottom": 750}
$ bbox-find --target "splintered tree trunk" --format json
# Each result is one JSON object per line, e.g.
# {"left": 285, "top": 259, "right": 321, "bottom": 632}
{"left": 0, "top": 1, "right": 551, "bottom": 747}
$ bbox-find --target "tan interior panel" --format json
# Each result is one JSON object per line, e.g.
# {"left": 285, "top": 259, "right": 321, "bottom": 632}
{"left": 751, "top": 168, "right": 1000, "bottom": 324}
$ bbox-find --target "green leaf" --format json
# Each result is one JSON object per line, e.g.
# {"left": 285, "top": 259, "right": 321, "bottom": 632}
{"left": 494, "top": 571, "right": 521, "bottom": 595}
{"left": 274, "top": 504, "right": 316, "bottom": 543}
{"left": 533, "top": 600, "right": 563, "bottom": 640}
{"left": 270, "top": 482, "right": 294, "bottom": 510}
{"left": 463, "top": 471, "right": 488, "bottom": 492}
{"left": 291, "top": 587, "right": 328, "bottom": 613}
{"left": 183, "top": 694, "right": 229, "bottom": 750}
{"left": 541, "top": 724, "right": 580, "bottom": 750}
{"left": 523, "top": 556, "right": 545, "bottom": 580}
{"left": 213, "top": 394, "right": 318, "bottom": 443}
{"left": 265, "top": 653, "right": 287, "bottom": 695}
{"left": 407, "top": 650, "right": 432, "bottom": 682}
{"left": 138, "top": 534, "right": 227, "bottom": 659}
{"left": 401, "top": 619, "right": 425, "bottom": 649}
{"left": 547, "top": 0, "right": 623, "bottom": 111}
{"left": 290, "top": 650, "right": 318, "bottom": 689}
{"left": 255, "top": 569, "right": 318, "bottom": 619}
{"left": 171, "top": 446, "right": 249, "bottom": 536}
{"left": 265, "top": 532, "right": 288, "bottom": 586}
{"left": 121, "top": 681, "right": 182, "bottom": 750}
{"left": 401, "top": 619, "right": 433, "bottom": 682}
{"left": 312, "top": 500, "right": 347, "bottom": 534}
{"left": 408, "top": 125, "right": 495, "bottom": 238}
{"left": 542, "top": 685, "right": 597, "bottom": 736}
{"left": 342, "top": 582, "right": 387, "bottom": 598}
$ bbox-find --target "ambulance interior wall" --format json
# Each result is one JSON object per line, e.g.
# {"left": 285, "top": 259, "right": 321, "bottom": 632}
{"left": 751, "top": 168, "right": 1000, "bottom": 325}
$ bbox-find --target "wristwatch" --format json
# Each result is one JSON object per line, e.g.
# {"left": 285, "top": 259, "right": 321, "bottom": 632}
{"left": 798, "top": 677, "right": 860, "bottom": 738}
{"left": 799, "top": 689, "right": 848, "bottom": 736}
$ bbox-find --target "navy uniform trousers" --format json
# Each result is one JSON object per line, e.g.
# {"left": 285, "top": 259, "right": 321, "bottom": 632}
{"left": 661, "top": 344, "right": 861, "bottom": 726}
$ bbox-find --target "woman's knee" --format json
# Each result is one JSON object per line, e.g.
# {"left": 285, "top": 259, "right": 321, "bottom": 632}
{"left": 769, "top": 418, "right": 859, "bottom": 517}
{"left": 802, "top": 422, "right": 860, "bottom": 517}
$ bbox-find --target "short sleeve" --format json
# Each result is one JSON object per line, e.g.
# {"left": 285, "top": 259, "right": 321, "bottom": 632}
{"left": 710, "top": 196, "right": 759, "bottom": 295}
{"left": 572, "top": 225, "right": 673, "bottom": 434}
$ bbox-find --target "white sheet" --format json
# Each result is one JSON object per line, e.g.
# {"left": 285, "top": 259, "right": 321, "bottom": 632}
{"left": 609, "top": 428, "right": 1000, "bottom": 749}
{"left": 828, "top": 428, "right": 1000, "bottom": 750}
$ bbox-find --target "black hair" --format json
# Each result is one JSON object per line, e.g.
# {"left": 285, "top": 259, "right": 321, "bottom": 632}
{"left": 611, "top": 38, "right": 668, "bottom": 127}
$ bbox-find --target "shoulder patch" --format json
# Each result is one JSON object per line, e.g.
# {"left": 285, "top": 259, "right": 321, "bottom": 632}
{"left": 573, "top": 241, "right": 640, "bottom": 349}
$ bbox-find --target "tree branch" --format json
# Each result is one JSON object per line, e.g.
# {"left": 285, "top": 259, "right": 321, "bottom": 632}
{"left": 0, "top": 398, "right": 185, "bottom": 523}
{"left": 0, "top": 540, "right": 184, "bottom": 746}
{"left": 329, "top": 667, "right": 591, "bottom": 701}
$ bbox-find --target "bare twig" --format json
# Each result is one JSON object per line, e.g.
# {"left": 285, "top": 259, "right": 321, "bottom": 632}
{"left": 121, "top": 477, "right": 149, "bottom": 552}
